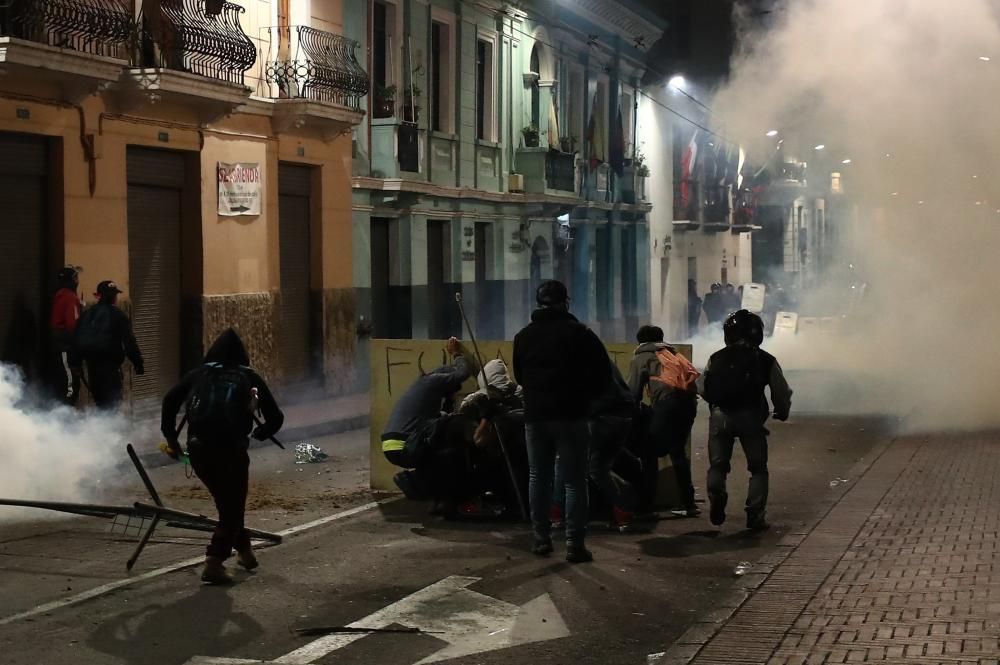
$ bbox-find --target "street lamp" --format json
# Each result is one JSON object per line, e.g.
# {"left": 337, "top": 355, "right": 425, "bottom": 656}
{"left": 668, "top": 75, "right": 686, "bottom": 90}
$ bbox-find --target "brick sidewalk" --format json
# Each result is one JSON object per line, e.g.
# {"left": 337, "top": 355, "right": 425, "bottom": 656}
{"left": 655, "top": 432, "right": 1000, "bottom": 665}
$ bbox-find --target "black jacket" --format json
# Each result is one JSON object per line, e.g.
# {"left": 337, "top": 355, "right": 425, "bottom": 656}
{"left": 699, "top": 344, "right": 792, "bottom": 419}
{"left": 512, "top": 307, "right": 611, "bottom": 423}
{"left": 73, "top": 301, "right": 143, "bottom": 370}
{"left": 160, "top": 329, "right": 284, "bottom": 445}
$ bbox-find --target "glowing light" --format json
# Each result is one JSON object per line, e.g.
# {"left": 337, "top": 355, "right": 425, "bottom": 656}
{"left": 814, "top": 144, "right": 825, "bottom": 150}
{"left": 973, "top": 175, "right": 979, "bottom": 179}
{"left": 980, "top": 56, "right": 992, "bottom": 61}
{"left": 766, "top": 130, "right": 778, "bottom": 137}
{"left": 918, "top": 200, "right": 925, "bottom": 205}
{"left": 841, "top": 159, "right": 852, "bottom": 164}
{"left": 890, "top": 192, "right": 899, "bottom": 196}
{"left": 668, "top": 75, "right": 686, "bottom": 89}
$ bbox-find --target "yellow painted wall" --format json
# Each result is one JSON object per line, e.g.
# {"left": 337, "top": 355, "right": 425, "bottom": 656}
{"left": 368, "top": 338, "right": 695, "bottom": 491}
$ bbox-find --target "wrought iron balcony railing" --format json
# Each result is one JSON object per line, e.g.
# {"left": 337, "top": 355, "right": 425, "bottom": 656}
{"left": 545, "top": 150, "right": 576, "bottom": 193}
{"left": 138, "top": 0, "right": 256, "bottom": 85}
{"left": 0, "top": 0, "right": 133, "bottom": 59}
{"left": 261, "top": 25, "right": 369, "bottom": 109}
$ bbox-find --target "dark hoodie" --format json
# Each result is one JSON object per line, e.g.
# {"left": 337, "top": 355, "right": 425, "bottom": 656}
{"left": 512, "top": 307, "right": 611, "bottom": 423}
{"left": 161, "top": 329, "right": 284, "bottom": 445}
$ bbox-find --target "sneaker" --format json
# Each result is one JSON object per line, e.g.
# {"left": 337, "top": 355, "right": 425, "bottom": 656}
{"left": 670, "top": 505, "right": 701, "bottom": 518}
{"left": 747, "top": 514, "right": 770, "bottom": 532}
{"left": 709, "top": 503, "right": 726, "bottom": 527}
{"left": 531, "top": 540, "right": 554, "bottom": 557}
{"left": 201, "top": 556, "right": 233, "bottom": 585}
{"left": 549, "top": 504, "right": 564, "bottom": 529}
{"left": 236, "top": 546, "right": 259, "bottom": 571}
{"left": 566, "top": 547, "right": 594, "bottom": 564}
{"left": 611, "top": 506, "right": 635, "bottom": 533}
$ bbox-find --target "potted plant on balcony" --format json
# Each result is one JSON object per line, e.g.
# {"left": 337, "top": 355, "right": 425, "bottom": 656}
{"left": 403, "top": 83, "right": 421, "bottom": 124}
{"left": 373, "top": 84, "right": 396, "bottom": 119}
{"left": 522, "top": 124, "right": 540, "bottom": 148}
{"left": 634, "top": 148, "right": 650, "bottom": 200}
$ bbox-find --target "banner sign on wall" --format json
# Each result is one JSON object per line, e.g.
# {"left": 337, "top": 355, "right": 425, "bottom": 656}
{"left": 217, "top": 162, "right": 261, "bottom": 216}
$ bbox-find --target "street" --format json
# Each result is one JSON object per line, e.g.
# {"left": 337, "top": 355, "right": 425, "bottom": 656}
{"left": 0, "top": 414, "right": 888, "bottom": 665}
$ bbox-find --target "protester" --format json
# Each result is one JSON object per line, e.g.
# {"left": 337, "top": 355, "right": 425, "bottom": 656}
{"left": 723, "top": 283, "right": 741, "bottom": 314}
{"left": 380, "top": 337, "right": 471, "bottom": 500}
{"left": 50, "top": 266, "right": 82, "bottom": 405}
{"left": 628, "top": 325, "right": 701, "bottom": 517}
{"left": 513, "top": 280, "right": 610, "bottom": 563}
{"left": 72, "top": 280, "right": 143, "bottom": 410}
{"left": 161, "top": 328, "right": 284, "bottom": 584}
{"left": 699, "top": 310, "right": 792, "bottom": 531}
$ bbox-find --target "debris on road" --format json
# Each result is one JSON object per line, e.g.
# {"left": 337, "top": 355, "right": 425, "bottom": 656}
{"left": 734, "top": 561, "right": 752, "bottom": 576}
{"left": 295, "top": 443, "right": 330, "bottom": 464}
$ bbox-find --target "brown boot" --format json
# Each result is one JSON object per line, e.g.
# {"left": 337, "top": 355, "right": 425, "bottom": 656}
{"left": 201, "top": 556, "right": 233, "bottom": 585}
{"left": 236, "top": 545, "right": 259, "bottom": 571}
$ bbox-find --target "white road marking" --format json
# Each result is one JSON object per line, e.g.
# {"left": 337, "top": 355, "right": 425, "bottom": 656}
{"left": 0, "top": 497, "right": 400, "bottom": 627}
{"left": 272, "top": 575, "right": 569, "bottom": 665}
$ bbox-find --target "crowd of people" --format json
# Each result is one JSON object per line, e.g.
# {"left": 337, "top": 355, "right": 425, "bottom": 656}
{"left": 382, "top": 279, "right": 793, "bottom": 564}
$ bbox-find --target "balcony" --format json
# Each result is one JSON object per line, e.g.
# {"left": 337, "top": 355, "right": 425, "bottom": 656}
{"left": 516, "top": 147, "right": 578, "bottom": 196}
{"left": 259, "top": 25, "right": 368, "bottom": 137}
{"left": 0, "top": 0, "right": 133, "bottom": 100}
{"left": 118, "top": 0, "right": 255, "bottom": 120}
{"left": 673, "top": 179, "right": 700, "bottom": 230}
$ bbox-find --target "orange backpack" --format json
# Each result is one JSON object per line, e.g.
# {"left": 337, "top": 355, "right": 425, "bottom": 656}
{"left": 649, "top": 347, "right": 700, "bottom": 392}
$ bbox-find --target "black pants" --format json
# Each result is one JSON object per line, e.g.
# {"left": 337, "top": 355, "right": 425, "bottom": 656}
{"left": 86, "top": 361, "right": 123, "bottom": 410}
{"left": 188, "top": 440, "right": 251, "bottom": 559}
{"left": 707, "top": 408, "right": 769, "bottom": 519}
{"left": 650, "top": 394, "right": 697, "bottom": 509}
{"left": 618, "top": 406, "right": 657, "bottom": 513}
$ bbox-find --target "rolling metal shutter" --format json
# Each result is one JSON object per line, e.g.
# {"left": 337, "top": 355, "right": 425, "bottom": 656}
{"left": 126, "top": 148, "right": 185, "bottom": 414}
{"left": 0, "top": 133, "right": 46, "bottom": 383}
{"left": 278, "top": 164, "right": 312, "bottom": 384}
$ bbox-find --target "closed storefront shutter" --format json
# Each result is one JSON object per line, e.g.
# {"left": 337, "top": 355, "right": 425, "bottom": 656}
{"left": 0, "top": 133, "right": 47, "bottom": 385}
{"left": 127, "top": 148, "right": 185, "bottom": 414}
{"left": 278, "top": 164, "right": 312, "bottom": 384}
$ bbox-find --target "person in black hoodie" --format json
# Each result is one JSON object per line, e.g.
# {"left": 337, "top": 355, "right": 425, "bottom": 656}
{"left": 512, "top": 280, "right": 610, "bottom": 563}
{"left": 699, "top": 310, "right": 792, "bottom": 532}
{"left": 161, "top": 328, "right": 284, "bottom": 584}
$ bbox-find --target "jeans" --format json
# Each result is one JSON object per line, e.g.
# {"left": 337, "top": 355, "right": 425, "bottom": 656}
{"left": 650, "top": 394, "right": 697, "bottom": 509}
{"left": 556, "top": 416, "right": 635, "bottom": 514}
{"left": 188, "top": 440, "right": 252, "bottom": 559}
{"left": 526, "top": 420, "right": 590, "bottom": 548}
{"left": 706, "top": 407, "right": 769, "bottom": 519}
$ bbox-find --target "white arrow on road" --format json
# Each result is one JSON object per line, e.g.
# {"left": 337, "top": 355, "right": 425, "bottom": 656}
{"left": 185, "top": 575, "right": 569, "bottom": 665}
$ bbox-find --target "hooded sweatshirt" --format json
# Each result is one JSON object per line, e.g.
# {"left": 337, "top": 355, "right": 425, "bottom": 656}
{"left": 160, "top": 328, "right": 284, "bottom": 445}
{"left": 382, "top": 355, "right": 471, "bottom": 441}
{"left": 628, "top": 341, "right": 695, "bottom": 405}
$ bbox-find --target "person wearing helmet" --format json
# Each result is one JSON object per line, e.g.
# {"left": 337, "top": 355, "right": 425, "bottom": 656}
{"left": 50, "top": 266, "right": 83, "bottom": 405}
{"left": 512, "top": 280, "right": 611, "bottom": 563}
{"left": 699, "top": 309, "right": 792, "bottom": 532}
{"left": 703, "top": 283, "right": 725, "bottom": 325}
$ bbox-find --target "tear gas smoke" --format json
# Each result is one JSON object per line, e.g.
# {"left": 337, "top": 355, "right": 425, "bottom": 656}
{"left": 704, "top": 0, "right": 1000, "bottom": 431}
{"left": 0, "top": 365, "right": 127, "bottom": 520}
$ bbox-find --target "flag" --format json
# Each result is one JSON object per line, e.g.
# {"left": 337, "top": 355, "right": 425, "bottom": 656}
{"left": 586, "top": 92, "right": 598, "bottom": 168}
{"left": 679, "top": 129, "right": 700, "bottom": 211}
{"left": 609, "top": 105, "right": 625, "bottom": 177}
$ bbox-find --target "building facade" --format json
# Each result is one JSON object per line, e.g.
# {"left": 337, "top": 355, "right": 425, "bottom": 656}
{"left": 0, "top": 0, "right": 368, "bottom": 413}
{"left": 345, "top": 0, "right": 665, "bottom": 385}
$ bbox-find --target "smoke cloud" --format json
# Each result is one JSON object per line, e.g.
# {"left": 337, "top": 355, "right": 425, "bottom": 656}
{"left": 0, "top": 365, "right": 127, "bottom": 519}
{"left": 704, "top": 0, "right": 1000, "bottom": 431}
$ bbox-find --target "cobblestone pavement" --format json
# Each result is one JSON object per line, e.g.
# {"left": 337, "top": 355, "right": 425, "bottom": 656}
{"left": 656, "top": 431, "right": 1000, "bottom": 665}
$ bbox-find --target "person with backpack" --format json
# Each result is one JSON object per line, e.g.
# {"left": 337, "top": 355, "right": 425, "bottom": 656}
{"left": 628, "top": 325, "right": 701, "bottom": 518}
{"left": 73, "top": 280, "right": 143, "bottom": 410}
{"left": 49, "top": 266, "right": 83, "bottom": 405}
{"left": 160, "top": 328, "right": 284, "bottom": 585}
{"left": 512, "top": 280, "right": 610, "bottom": 563}
{"left": 699, "top": 310, "right": 792, "bottom": 532}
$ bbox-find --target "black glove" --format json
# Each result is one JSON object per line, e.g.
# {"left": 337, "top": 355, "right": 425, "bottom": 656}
{"left": 251, "top": 426, "right": 268, "bottom": 441}
{"left": 135, "top": 364, "right": 145, "bottom": 376}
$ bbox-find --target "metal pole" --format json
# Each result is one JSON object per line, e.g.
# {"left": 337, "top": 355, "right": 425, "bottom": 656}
{"left": 126, "top": 513, "right": 161, "bottom": 571}
{"left": 127, "top": 443, "right": 163, "bottom": 506}
{"left": 133, "top": 502, "right": 283, "bottom": 543}
{"left": 454, "top": 292, "right": 528, "bottom": 522}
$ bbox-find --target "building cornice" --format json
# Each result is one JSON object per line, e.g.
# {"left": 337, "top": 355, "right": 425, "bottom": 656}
{"left": 553, "top": 0, "right": 662, "bottom": 50}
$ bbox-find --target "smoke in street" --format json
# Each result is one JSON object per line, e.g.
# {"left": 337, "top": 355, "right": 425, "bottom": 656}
{"left": 699, "top": 0, "right": 1000, "bottom": 431}
{"left": 0, "top": 365, "right": 126, "bottom": 519}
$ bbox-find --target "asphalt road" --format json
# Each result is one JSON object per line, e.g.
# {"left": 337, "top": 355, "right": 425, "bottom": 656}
{"left": 0, "top": 415, "right": 889, "bottom": 665}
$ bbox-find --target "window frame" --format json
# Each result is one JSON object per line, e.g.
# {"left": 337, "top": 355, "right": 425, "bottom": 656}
{"left": 476, "top": 29, "right": 499, "bottom": 143}
{"left": 429, "top": 7, "right": 456, "bottom": 135}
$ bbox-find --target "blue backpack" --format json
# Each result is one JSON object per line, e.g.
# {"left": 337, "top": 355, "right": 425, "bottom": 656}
{"left": 185, "top": 363, "right": 254, "bottom": 440}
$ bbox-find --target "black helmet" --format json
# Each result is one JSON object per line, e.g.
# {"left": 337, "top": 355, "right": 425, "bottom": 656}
{"left": 536, "top": 280, "right": 569, "bottom": 308}
{"left": 723, "top": 309, "right": 764, "bottom": 346}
